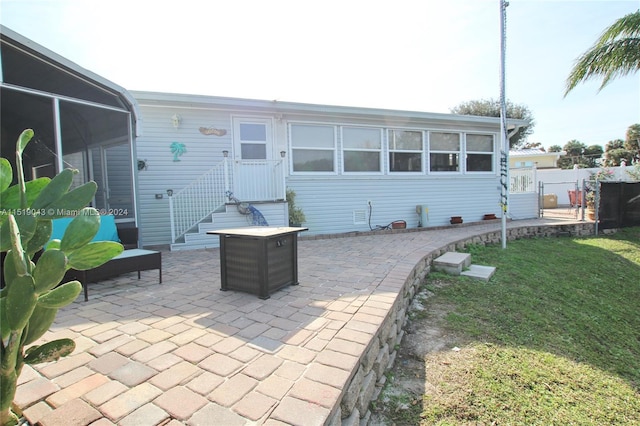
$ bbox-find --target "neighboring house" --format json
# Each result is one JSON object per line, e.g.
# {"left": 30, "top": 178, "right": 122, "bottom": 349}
{"left": 2, "top": 26, "right": 537, "bottom": 251}
{"left": 509, "top": 148, "right": 565, "bottom": 169}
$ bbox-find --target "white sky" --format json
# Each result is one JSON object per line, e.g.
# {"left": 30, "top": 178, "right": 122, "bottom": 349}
{"left": 1, "top": 0, "right": 639, "bottom": 149}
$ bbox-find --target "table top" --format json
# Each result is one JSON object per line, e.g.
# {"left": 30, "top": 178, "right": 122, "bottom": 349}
{"left": 207, "top": 226, "right": 308, "bottom": 238}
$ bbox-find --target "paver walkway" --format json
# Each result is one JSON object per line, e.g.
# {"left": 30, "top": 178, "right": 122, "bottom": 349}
{"left": 15, "top": 218, "right": 583, "bottom": 425}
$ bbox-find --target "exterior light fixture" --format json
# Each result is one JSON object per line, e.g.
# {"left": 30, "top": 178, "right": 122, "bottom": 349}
{"left": 171, "top": 114, "right": 182, "bottom": 129}
{"left": 280, "top": 151, "right": 286, "bottom": 158}
{"left": 166, "top": 189, "right": 173, "bottom": 197}
{"left": 222, "top": 150, "right": 229, "bottom": 157}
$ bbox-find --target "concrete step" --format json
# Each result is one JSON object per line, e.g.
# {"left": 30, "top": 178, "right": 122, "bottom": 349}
{"left": 461, "top": 264, "right": 496, "bottom": 282}
{"left": 433, "top": 252, "right": 471, "bottom": 275}
{"left": 434, "top": 251, "right": 496, "bottom": 282}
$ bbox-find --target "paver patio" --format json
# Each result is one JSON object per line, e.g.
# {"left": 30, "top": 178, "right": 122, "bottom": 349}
{"left": 14, "top": 218, "right": 589, "bottom": 425}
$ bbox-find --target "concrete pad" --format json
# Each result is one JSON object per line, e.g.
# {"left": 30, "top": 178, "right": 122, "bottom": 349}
{"left": 461, "top": 265, "right": 496, "bottom": 282}
{"left": 433, "top": 252, "right": 471, "bottom": 275}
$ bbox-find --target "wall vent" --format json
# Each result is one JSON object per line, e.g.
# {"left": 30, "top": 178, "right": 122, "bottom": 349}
{"left": 353, "top": 209, "right": 367, "bottom": 225}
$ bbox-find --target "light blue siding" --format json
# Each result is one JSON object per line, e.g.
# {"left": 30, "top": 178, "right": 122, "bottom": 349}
{"left": 287, "top": 175, "right": 505, "bottom": 235}
{"left": 135, "top": 106, "right": 234, "bottom": 247}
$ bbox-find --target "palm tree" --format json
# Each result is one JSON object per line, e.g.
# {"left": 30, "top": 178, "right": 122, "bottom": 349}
{"left": 565, "top": 10, "right": 640, "bottom": 95}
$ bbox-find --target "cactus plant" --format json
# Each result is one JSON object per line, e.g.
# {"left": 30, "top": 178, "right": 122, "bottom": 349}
{"left": 0, "top": 129, "right": 123, "bottom": 425}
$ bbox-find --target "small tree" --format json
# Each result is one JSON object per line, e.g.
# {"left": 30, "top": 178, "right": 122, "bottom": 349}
{"left": 583, "top": 145, "right": 604, "bottom": 168}
{"left": 0, "top": 130, "right": 123, "bottom": 425}
{"left": 625, "top": 123, "right": 640, "bottom": 162}
{"left": 557, "top": 140, "right": 603, "bottom": 169}
{"left": 603, "top": 138, "right": 635, "bottom": 166}
{"left": 450, "top": 98, "right": 535, "bottom": 148}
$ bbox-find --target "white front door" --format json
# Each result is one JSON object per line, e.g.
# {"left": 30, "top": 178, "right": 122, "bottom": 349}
{"left": 232, "top": 118, "right": 273, "bottom": 201}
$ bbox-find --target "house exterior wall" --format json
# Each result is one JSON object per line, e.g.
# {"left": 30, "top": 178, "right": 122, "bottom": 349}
{"left": 509, "top": 152, "right": 562, "bottom": 169}
{"left": 131, "top": 91, "right": 535, "bottom": 248}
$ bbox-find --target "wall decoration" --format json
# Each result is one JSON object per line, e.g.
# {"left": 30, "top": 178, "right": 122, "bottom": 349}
{"left": 170, "top": 142, "right": 187, "bottom": 162}
{"left": 199, "top": 127, "right": 227, "bottom": 136}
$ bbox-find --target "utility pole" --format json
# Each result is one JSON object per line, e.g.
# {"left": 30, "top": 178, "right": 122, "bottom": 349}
{"left": 499, "top": 0, "right": 509, "bottom": 249}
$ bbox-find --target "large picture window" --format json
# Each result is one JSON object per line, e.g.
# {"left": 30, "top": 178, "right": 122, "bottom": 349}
{"left": 466, "top": 134, "right": 494, "bottom": 172}
{"left": 290, "top": 124, "right": 336, "bottom": 172}
{"left": 388, "top": 130, "right": 423, "bottom": 172}
{"left": 342, "top": 127, "right": 382, "bottom": 172}
{"left": 429, "top": 132, "right": 460, "bottom": 172}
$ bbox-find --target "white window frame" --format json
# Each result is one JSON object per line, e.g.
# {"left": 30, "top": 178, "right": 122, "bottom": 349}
{"left": 387, "top": 129, "right": 424, "bottom": 174}
{"left": 428, "top": 131, "right": 462, "bottom": 174}
{"left": 289, "top": 122, "right": 338, "bottom": 175}
{"left": 341, "top": 126, "right": 383, "bottom": 174}
{"left": 465, "top": 133, "right": 496, "bottom": 173}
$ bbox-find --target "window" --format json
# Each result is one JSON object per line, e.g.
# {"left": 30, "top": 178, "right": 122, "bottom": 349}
{"left": 388, "top": 130, "right": 423, "bottom": 172}
{"left": 239, "top": 123, "right": 267, "bottom": 159}
{"left": 342, "top": 127, "right": 382, "bottom": 172}
{"left": 290, "top": 124, "right": 336, "bottom": 172}
{"left": 466, "top": 134, "right": 494, "bottom": 172}
{"left": 429, "top": 132, "right": 460, "bottom": 172}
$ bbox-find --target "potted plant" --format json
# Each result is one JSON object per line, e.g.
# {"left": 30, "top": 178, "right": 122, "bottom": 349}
{"left": 584, "top": 167, "right": 613, "bottom": 221}
{"left": 585, "top": 191, "right": 597, "bottom": 220}
{"left": 286, "top": 188, "right": 306, "bottom": 227}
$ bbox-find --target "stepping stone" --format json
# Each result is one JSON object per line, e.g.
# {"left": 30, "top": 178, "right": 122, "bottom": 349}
{"left": 461, "top": 265, "right": 496, "bottom": 282}
{"left": 433, "top": 252, "right": 471, "bottom": 275}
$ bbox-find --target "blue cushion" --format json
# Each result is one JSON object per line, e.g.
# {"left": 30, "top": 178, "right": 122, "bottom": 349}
{"left": 50, "top": 214, "right": 120, "bottom": 243}
{"left": 93, "top": 214, "right": 120, "bottom": 242}
{"left": 50, "top": 217, "right": 73, "bottom": 241}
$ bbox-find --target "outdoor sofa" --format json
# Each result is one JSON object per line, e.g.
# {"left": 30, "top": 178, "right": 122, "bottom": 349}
{"left": 51, "top": 215, "right": 162, "bottom": 301}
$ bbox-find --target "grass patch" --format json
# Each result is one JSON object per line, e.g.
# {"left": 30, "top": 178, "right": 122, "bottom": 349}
{"left": 378, "top": 227, "right": 640, "bottom": 425}
{"left": 421, "top": 343, "right": 640, "bottom": 424}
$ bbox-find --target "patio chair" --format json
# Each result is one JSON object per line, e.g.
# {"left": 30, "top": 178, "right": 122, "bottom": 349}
{"left": 568, "top": 190, "right": 582, "bottom": 207}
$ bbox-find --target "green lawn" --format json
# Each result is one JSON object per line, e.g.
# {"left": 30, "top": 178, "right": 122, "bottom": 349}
{"left": 382, "top": 227, "right": 640, "bottom": 425}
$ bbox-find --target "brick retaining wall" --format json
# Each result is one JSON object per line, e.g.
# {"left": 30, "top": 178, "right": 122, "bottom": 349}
{"left": 326, "top": 221, "right": 596, "bottom": 425}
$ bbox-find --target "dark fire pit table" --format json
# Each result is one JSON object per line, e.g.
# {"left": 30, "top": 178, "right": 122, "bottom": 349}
{"left": 207, "top": 226, "right": 308, "bottom": 299}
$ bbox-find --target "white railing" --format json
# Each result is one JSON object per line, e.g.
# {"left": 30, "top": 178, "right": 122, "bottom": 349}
{"left": 168, "top": 159, "right": 286, "bottom": 243}
{"left": 169, "top": 161, "right": 230, "bottom": 243}
{"left": 510, "top": 167, "right": 536, "bottom": 193}
{"left": 231, "top": 159, "right": 286, "bottom": 202}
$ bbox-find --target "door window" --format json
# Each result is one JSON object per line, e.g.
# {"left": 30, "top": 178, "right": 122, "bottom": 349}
{"left": 238, "top": 122, "right": 268, "bottom": 160}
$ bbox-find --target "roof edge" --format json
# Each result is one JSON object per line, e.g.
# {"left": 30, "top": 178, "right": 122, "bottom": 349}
{"left": 1, "top": 25, "right": 142, "bottom": 136}
{"left": 130, "top": 90, "right": 530, "bottom": 128}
